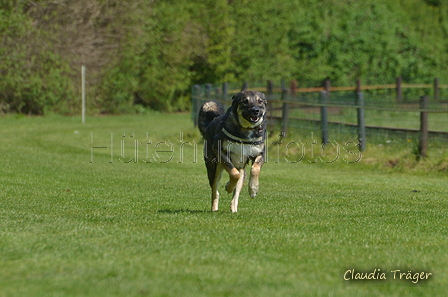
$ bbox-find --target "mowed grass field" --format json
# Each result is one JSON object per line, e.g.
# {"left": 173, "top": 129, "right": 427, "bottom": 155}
{"left": 1, "top": 113, "right": 447, "bottom": 296}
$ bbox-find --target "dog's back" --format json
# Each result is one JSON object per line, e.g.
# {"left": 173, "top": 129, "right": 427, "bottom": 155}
{"left": 197, "top": 101, "right": 224, "bottom": 137}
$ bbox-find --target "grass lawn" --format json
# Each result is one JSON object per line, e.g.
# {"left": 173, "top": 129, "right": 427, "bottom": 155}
{"left": 1, "top": 113, "right": 447, "bottom": 296}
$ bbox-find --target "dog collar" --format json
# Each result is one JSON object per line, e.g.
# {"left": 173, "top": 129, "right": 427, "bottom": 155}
{"left": 222, "top": 128, "right": 264, "bottom": 145}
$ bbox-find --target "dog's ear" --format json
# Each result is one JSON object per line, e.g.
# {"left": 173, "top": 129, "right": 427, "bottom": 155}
{"left": 231, "top": 92, "right": 242, "bottom": 112}
{"left": 257, "top": 91, "right": 267, "bottom": 103}
{"left": 232, "top": 91, "right": 243, "bottom": 102}
{"left": 232, "top": 92, "right": 244, "bottom": 104}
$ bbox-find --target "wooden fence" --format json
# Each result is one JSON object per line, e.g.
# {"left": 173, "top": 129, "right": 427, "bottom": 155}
{"left": 191, "top": 78, "right": 448, "bottom": 157}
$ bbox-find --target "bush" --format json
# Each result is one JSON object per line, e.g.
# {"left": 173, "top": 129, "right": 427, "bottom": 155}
{"left": 0, "top": 5, "right": 75, "bottom": 115}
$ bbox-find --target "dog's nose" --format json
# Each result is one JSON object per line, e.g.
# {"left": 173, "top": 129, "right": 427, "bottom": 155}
{"left": 250, "top": 107, "right": 260, "bottom": 114}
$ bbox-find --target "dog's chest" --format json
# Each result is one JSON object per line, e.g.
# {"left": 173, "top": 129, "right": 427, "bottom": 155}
{"left": 222, "top": 139, "right": 263, "bottom": 167}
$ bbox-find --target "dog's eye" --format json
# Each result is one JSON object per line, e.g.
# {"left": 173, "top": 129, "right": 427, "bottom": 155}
{"left": 258, "top": 99, "right": 263, "bottom": 104}
{"left": 243, "top": 99, "right": 249, "bottom": 104}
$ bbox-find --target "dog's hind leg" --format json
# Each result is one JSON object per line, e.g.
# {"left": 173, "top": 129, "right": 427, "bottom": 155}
{"left": 230, "top": 168, "right": 245, "bottom": 213}
{"left": 210, "top": 163, "right": 223, "bottom": 211}
{"left": 249, "top": 155, "right": 264, "bottom": 198}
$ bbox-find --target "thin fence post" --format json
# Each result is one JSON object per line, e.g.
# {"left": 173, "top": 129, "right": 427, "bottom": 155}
{"left": 267, "top": 80, "right": 274, "bottom": 134}
{"left": 419, "top": 95, "right": 429, "bottom": 159}
{"left": 356, "top": 92, "right": 366, "bottom": 151}
{"left": 205, "top": 84, "right": 212, "bottom": 100}
{"left": 222, "top": 82, "right": 228, "bottom": 110}
{"left": 214, "top": 86, "right": 221, "bottom": 110}
{"left": 241, "top": 81, "right": 248, "bottom": 91}
{"left": 320, "top": 91, "right": 329, "bottom": 144}
{"left": 356, "top": 78, "right": 362, "bottom": 94}
{"left": 81, "top": 65, "right": 86, "bottom": 124}
{"left": 396, "top": 76, "right": 402, "bottom": 103}
{"left": 324, "top": 78, "right": 331, "bottom": 97}
{"left": 192, "top": 84, "right": 201, "bottom": 127}
{"left": 214, "top": 86, "right": 221, "bottom": 99}
{"left": 290, "top": 80, "right": 297, "bottom": 99}
{"left": 281, "top": 80, "right": 289, "bottom": 135}
{"left": 434, "top": 78, "right": 439, "bottom": 101}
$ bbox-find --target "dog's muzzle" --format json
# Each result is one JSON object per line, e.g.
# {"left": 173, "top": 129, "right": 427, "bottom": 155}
{"left": 247, "top": 108, "right": 262, "bottom": 124}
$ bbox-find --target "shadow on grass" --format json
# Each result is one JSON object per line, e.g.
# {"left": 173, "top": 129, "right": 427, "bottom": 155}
{"left": 157, "top": 208, "right": 208, "bottom": 214}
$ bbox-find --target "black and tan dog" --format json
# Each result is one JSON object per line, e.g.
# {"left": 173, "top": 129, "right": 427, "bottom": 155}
{"left": 198, "top": 91, "right": 267, "bottom": 213}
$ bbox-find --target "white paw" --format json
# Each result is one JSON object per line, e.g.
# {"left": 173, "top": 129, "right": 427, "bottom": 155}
{"left": 249, "top": 189, "right": 258, "bottom": 198}
{"left": 230, "top": 204, "right": 238, "bottom": 213}
{"left": 248, "top": 182, "right": 258, "bottom": 198}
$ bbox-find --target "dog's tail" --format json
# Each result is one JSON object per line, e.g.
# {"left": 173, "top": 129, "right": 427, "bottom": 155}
{"left": 197, "top": 101, "right": 224, "bottom": 137}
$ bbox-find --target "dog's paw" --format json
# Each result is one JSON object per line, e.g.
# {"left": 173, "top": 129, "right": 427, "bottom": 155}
{"left": 248, "top": 181, "right": 259, "bottom": 198}
{"left": 225, "top": 181, "right": 234, "bottom": 193}
{"left": 249, "top": 188, "right": 258, "bottom": 198}
{"left": 230, "top": 201, "right": 238, "bottom": 213}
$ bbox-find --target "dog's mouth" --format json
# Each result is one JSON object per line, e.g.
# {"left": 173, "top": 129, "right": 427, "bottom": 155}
{"left": 243, "top": 113, "right": 261, "bottom": 124}
{"left": 249, "top": 115, "right": 260, "bottom": 123}
{"left": 238, "top": 106, "right": 264, "bottom": 127}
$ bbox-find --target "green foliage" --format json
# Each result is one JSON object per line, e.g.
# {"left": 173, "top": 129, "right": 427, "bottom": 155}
{"left": 2, "top": 0, "right": 448, "bottom": 114}
{"left": 99, "top": 1, "right": 195, "bottom": 112}
{"left": 0, "top": 3, "right": 75, "bottom": 114}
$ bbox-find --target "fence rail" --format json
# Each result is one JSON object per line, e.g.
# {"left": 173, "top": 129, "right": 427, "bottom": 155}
{"left": 191, "top": 78, "right": 448, "bottom": 156}
{"left": 220, "top": 78, "right": 448, "bottom": 97}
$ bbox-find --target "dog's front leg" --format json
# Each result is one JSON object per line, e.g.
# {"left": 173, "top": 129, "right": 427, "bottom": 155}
{"left": 224, "top": 167, "right": 240, "bottom": 194}
{"left": 219, "top": 150, "right": 240, "bottom": 194}
{"left": 249, "top": 155, "right": 264, "bottom": 198}
{"left": 230, "top": 168, "right": 245, "bottom": 213}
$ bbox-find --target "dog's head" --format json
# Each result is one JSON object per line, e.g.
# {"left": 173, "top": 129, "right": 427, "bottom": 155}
{"left": 231, "top": 91, "right": 267, "bottom": 128}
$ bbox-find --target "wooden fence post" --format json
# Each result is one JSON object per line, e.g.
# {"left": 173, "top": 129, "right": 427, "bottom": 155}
{"left": 320, "top": 91, "right": 329, "bottom": 144}
{"left": 290, "top": 80, "right": 297, "bottom": 98}
{"left": 418, "top": 95, "right": 429, "bottom": 159}
{"left": 319, "top": 78, "right": 331, "bottom": 144}
{"left": 214, "top": 86, "right": 221, "bottom": 99}
{"left": 356, "top": 92, "right": 366, "bottom": 151}
{"left": 396, "top": 76, "right": 402, "bottom": 103}
{"left": 267, "top": 80, "right": 274, "bottom": 95}
{"left": 192, "top": 84, "right": 201, "bottom": 127}
{"left": 81, "top": 65, "right": 86, "bottom": 124}
{"left": 281, "top": 80, "right": 290, "bottom": 135}
{"left": 222, "top": 82, "right": 228, "bottom": 109}
{"left": 324, "top": 78, "right": 331, "bottom": 97}
{"left": 356, "top": 78, "right": 361, "bottom": 94}
{"left": 267, "top": 80, "right": 274, "bottom": 134}
{"left": 241, "top": 81, "right": 248, "bottom": 91}
{"left": 205, "top": 84, "right": 212, "bottom": 100}
{"left": 434, "top": 78, "right": 439, "bottom": 101}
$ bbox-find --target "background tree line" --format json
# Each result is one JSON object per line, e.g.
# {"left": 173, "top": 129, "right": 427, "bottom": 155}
{"left": 1, "top": 0, "right": 448, "bottom": 114}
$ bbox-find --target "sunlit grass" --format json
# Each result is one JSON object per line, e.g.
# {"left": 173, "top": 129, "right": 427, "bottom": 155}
{"left": 0, "top": 113, "right": 447, "bottom": 296}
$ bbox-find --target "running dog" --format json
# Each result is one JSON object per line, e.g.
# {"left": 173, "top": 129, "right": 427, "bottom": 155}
{"left": 198, "top": 91, "right": 267, "bottom": 213}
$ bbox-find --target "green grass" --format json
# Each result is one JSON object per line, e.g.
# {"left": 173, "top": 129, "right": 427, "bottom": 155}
{"left": 1, "top": 113, "right": 447, "bottom": 296}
